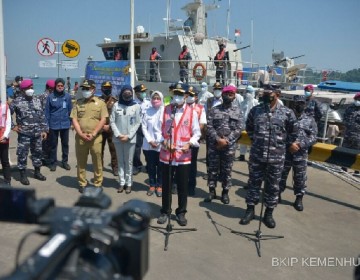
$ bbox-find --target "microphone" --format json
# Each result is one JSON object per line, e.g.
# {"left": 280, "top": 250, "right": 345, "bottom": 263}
{"left": 265, "top": 104, "right": 272, "bottom": 117}
{"left": 171, "top": 104, "right": 177, "bottom": 119}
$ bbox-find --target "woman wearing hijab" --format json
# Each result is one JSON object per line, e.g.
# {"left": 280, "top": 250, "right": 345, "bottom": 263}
{"left": 110, "top": 85, "right": 141, "bottom": 194}
{"left": 142, "top": 91, "right": 164, "bottom": 197}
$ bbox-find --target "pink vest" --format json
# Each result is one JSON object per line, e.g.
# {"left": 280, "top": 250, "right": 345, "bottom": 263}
{"left": 160, "top": 104, "right": 193, "bottom": 164}
{"left": 192, "top": 104, "right": 203, "bottom": 122}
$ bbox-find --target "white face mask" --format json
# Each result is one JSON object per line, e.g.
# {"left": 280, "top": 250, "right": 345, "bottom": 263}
{"left": 245, "top": 92, "right": 254, "bottom": 100}
{"left": 186, "top": 96, "right": 195, "bottom": 104}
{"left": 214, "top": 90, "right": 222, "bottom": 98}
{"left": 25, "top": 89, "right": 34, "bottom": 97}
{"left": 173, "top": 95, "right": 185, "bottom": 105}
{"left": 354, "top": 100, "right": 360, "bottom": 106}
{"left": 82, "top": 90, "right": 93, "bottom": 99}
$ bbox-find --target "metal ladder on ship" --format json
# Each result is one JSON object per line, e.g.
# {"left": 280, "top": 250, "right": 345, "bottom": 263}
{"left": 182, "top": 26, "right": 200, "bottom": 61}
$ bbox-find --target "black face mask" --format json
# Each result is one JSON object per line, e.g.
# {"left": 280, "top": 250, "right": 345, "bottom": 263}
{"left": 262, "top": 94, "right": 274, "bottom": 104}
{"left": 222, "top": 95, "right": 233, "bottom": 104}
{"left": 294, "top": 103, "right": 306, "bottom": 114}
{"left": 102, "top": 89, "right": 111, "bottom": 96}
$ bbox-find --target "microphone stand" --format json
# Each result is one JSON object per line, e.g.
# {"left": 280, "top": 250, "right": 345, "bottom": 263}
{"left": 150, "top": 103, "right": 197, "bottom": 251}
{"left": 231, "top": 103, "right": 284, "bottom": 257}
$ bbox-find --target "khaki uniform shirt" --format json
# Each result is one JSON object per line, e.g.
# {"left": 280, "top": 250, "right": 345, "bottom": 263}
{"left": 70, "top": 96, "right": 108, "bottom": 134}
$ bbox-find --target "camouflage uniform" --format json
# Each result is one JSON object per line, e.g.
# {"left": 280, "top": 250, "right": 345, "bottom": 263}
{"left": 305, "top": 98, "right": 323, "bottom": 124}
{"left": 342, "top": 103, "right": 360, "bottom": 150}
{"left": 10, "top": 95, "right": 48, "bottom": 169}
{"left": 246, "top": 102, "right": 297, "bottom": 208}
{"left": 207, "top": 102, "right": 243, "bottom": 191}
{"left": 99, "top": 94, "right": 118, "bottom": 174}
{"left": 279, "top": 112, "right": 318, "bottom": 195}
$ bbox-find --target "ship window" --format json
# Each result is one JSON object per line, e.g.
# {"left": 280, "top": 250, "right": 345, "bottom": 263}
{"left": 135, "top": 46, "right": 141, "bottom": 59}
{"left": 160, "top": 44, "right": 165, "bottom": 52}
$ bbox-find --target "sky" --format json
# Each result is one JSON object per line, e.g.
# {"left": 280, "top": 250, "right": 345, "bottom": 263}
{"left": 3, "top": 0, "right": 360, "bottom": 79}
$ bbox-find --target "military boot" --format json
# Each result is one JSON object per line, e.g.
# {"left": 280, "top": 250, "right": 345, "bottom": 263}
{"left": 19, "top": 169, "right": 30, "bottom": 185}
{"left": 34, "top": 167, "right": 46, "bottom": 181}
{"left": 204, "top": 187, "right": 216, "bottom": 202}
{"left": 221, "top": 189, "right": 230, "bottom": 204}
{"left": 239, "top": 205, "right": 255, "bottom": 225}
{"left": 263, "top": 207, "right": 276, "bottom": 228}
{"left": 293, "top": 195, "right": 304, "bottom": 211}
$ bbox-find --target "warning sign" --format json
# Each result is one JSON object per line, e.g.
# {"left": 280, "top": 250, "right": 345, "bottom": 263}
{"left": 61, "top": 40, "right": 80, "bottom": 58}
{"left": 37, "top": 38, "right": 56, "bottom": 56}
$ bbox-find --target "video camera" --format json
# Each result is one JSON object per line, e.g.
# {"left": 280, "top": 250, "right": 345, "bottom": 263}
{"left": 0, "top": 187, "right": 150, "bottom": 280}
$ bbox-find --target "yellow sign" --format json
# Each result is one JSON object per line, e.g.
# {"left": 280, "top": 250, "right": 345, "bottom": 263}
{"left": 61, "top": 40, "right": 80, "bottom": 58}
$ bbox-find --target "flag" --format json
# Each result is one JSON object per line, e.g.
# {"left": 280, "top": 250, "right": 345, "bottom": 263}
{"left": 235, "top": 29, "right": 241, "bottom": 37}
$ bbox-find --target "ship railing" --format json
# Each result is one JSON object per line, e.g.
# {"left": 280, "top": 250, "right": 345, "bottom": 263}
{"left": 134, "top": 59, "right": 260, "bottom": 86}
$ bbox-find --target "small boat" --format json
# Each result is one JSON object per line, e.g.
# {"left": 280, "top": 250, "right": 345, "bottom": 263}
{"left": 30, "top": 74, "right": 39, "bottom": 79}
{"left": 317, "top": 80, "right": 360, "bottom": 93}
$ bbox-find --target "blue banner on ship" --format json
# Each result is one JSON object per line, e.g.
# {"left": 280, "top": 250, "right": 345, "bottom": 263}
{"left": 85, "top": 60, "right": 131, "bottom": 96}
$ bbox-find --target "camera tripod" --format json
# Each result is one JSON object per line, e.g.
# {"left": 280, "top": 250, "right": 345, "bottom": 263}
{"left": 150, "top": 104, "right": 197, "bottom": 251}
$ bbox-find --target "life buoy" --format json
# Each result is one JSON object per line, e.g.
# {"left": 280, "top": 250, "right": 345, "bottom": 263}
{"left": 192, "top": 63, "right": 207, "bottom": 81}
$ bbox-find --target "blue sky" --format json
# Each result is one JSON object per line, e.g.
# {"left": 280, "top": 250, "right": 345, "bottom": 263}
{"left": 3, "top": 0, "right": 360, "bottom": 79}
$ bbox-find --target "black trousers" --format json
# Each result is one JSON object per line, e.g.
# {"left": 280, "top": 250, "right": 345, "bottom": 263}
{"left": 188, "top": 146, "right": 199, "bottom": 192}
{"left": 0, "top": 143, "right": 11, "bottom": 183}
{"left": 160, "top": 163, "right": 190, "bottom": 215}
{"left": 48, "top": 128, "right": 70, "bottom": 165}
{"left": 133, "top": 126, "right": 144, "bottom": 168}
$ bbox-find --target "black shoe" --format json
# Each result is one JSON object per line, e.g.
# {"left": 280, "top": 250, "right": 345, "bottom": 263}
{"left": 157, "top": 213, "right": 168, "bottom": 224}
{"left": 263, "top": 208, "right": 276, "bottom": 228}
{"left": 239, "top": 205, "right": 255, "bottom": 225}
{"left": 19, "top": 169, "right": 30, "bottom": 185}
{"left": 62, "top": 162, "right": 71, "bottom": 170}
{"left": 176, "top": 213, "right": 187, "bottom": 226}
{"left": 34, "top": 167, "right": 46, "bottom": 181}
{"left": 204, "top": 188, "right": 216, "bottom": 202}
{"left": 341, "top": 167, "right": 348, "bottom": 172}
{"left": 202, "top": 174, "right": 208, "bottom": 180}
{"left": 117, "top": 185, "right": 125, "bottom": 193}
{"left": 49, "top": 165, "right": 56, "bottom": 172}
{"left": 132, "top": 169, "right": 139, "bottom": 176}
{"left": 125, "top": 185, "right": 132, "bottom": 194}
{"left": 221, "top": 189, "right": 230, "bottom": 204}
{"left": 293, "top": 195, "right": 304, "bottom": 211}
{"left": 238, "top": 155, "right": 245, "bottom": 161}
{"left": 278, "top": 193, "right": 282, "bottom": 203}
{"left": 78, "top": 186, "right": 85, "bottom": 194}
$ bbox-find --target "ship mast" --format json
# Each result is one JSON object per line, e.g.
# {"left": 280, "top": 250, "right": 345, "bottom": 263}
{"left": 226, "top": 0, "right": 231, "bottom": 39}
